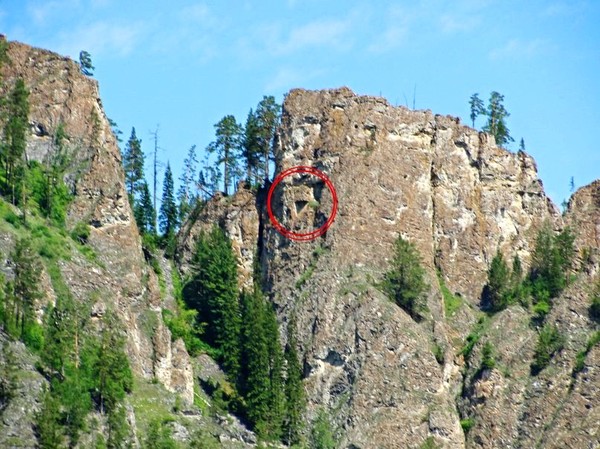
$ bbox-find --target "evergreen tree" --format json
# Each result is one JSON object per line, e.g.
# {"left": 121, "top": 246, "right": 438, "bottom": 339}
{"left": 92, "top": 313, "right": 133, "bottom": 415}
{"left": 159, "top": 163, "right": 178, "bottom": 240}
{"left": 12, "top": 238, "right": 43, "bottom": 342}
{"left": 483, "top": 91, "right": 513, "bottom": 147}
{"left": 255, "top": 96, "right": 281, "bottom": 181}
{"left": 531, "top": 324, "right": 565, "bottom": 375}
{"left": 208, "top": 115, "right": 242, "bottom": 195}
{"left": 382, "top": 236, "right": 428, "bottom": 320}
{"left": 484, "top": 250, "right": 510, "bottom": 312}
{"left": 263, "top": 300, "right": 285, "bottom": 439}
{"left": 242, "top": 109, "right": 262, "bottom": 183}
{"left": 106, "top": 404, "right": 130, "bottom": 449}
{"left": 468, "top": 93, "right": 485, "bottom": 128}
{"left": 519, "top": 138, "right": 526, "bottom": 152}
{"left": 178, "top": 145, "right": 198, "bottom": 221}
{"left": 187, "top": 226, "right": 240, "bottom": 378}
{"left": 145, "top": 419, "right": 177, "bottom": 449}
{"left": 310, "top": 409, "right": 336, "bottom": 449}
{"left": 79, "top": 50, "right": 95, "bottom": 76}
{"left": 36, "top": 388, "right": 64, "bottom": 449}
{"left": 122, "top": 128, "right": 144, "bottom": 199}
{"left": 134, "top": 180, "right": 156, "bottom": 235}
{"left": 2, "top": 78, "right": 30, "bottom": 204}
{"left": 283, "top": 315, "right": 306, "bottom": 446}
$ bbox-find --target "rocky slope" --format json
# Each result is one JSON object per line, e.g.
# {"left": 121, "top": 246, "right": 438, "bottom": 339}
{"left": 182, "top": 88, "right": 599, "bottom": 448}
{"left": 1, "top": 36, "right": 599, "bottom": 448}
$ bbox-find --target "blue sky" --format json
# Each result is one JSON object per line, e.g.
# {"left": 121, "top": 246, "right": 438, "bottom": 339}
{"left": 1, "top": 0, "right": 599, "bottom": 206}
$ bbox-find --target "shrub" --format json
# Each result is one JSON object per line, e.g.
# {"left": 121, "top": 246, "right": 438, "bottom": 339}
{"left": 484, "top": 251, "right": 510, "bottom": 312}
{"left": 480, "top": 342, "right": 496, "bottom": 371}
{"left": 531, "top": 325, "right": 565, "bottom": 375}
{"left": 590, "top": 278, "right": 600, "bottom": 323}
{"left": 382, "top": 236, "right": 429, "bottom": 320}
{"left": 71, "top": 221, "right": 91, "bottom": 244}
{"left": 460, "top": 418, "right": 475, "bottom": 433}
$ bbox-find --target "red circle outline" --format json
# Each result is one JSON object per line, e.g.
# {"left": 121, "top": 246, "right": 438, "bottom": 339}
{"left": 267, "top": 166, "right": 338, "bottom": 242}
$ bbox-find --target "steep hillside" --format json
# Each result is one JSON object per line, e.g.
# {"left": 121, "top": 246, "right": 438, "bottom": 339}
{"left": 181, "top": 88, "right": 600, "bottom": 448}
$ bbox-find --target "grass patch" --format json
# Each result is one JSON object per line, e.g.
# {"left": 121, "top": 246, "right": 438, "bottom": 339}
{"left": 572, "top": 330, "right": 600, "bottom": 376}
{"left": 460, "top": 316, "right": 488, "bottom": 360}
{"left": 460, "top": 418, "right": 475, "bottom": 433}
{"left": 438, "top": 272, "right": 462, "bottom": 317}
{"left": 420, "top": 436, "right": 439, "bottom": 449}
{"left": 129, "top": 377, "right": 177, "bottom": 433}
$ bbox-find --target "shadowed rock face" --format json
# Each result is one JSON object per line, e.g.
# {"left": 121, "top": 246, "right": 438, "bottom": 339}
{"left": 0, "top": 41, "right": 193, "bottom": 404}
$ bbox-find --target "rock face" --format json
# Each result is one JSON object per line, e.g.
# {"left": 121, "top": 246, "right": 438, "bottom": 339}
{"left": 177, "top": 183, "right": 260, "bottom": 289}
{"left": 0, "top": 40, "right": 193, "bottom": 404}
{"left": 179, "top": 87, "right": 599, "bottom": 448}
{"left": 260, "top": 88, "right": 560, "bottom": 447}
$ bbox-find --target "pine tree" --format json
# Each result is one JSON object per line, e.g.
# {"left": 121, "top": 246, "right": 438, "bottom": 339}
{"left": 283, "top": 315, "right": 306, "bottom": 446}
{"left": 483, "top": 91, "right": 513, "bottom": 147}
{"left": 468, "top": 93, "right": 485, "bottom": 128}
{"left": 134, "top": 180, "right": 156, "bottom": 235}
{"left": 239, "top": 288, "right": 271, "bottom": 435}
{"left": 208, "top": 115, "right": 242, "bottom": 195}
{"left": 255, "top": 96, "right": 280, "bottom": 181}
{"left": 178, "top": 145, "right": 198, "bottom": 221}
{"left": 122, "top": 128, "right": 144, "bottom": 199}
{"left": 242, "top": 109, "right": 262, "bottom": 183}
{"left": 79, "top": 51, "right": 95, "bottom": 76}
{"left": 188, "top": 226, "right": 240, "bottom": 378}
{"left": 263, "top": 300, "right": 285, "bottom": 439}
{"left": 382, "top": 237, "right": 428, "bottom": 320}
{"left": 485, "top": 250, "right": 510, "bottom": 312}
{"left": 36, "top": 388, "right": 64, "bottom": 449}
{"left": 92, "top": 313, "right": 133, "bottom": 415}
{"left": 2, "top": 78, "right": 30, "bottom": 204}
{"left": 519, "top": 138, "right": 526, "bottom": 152}
{"left": 12, "top": 238, "right": 43, "bottom": 341}
{"left": 159, "top": 163, "right": 178, "bottom": 241}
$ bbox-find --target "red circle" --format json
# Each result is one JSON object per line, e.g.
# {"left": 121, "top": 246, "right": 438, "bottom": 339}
{"left": 267, "top": 166, "right": 338, "bottom": 242}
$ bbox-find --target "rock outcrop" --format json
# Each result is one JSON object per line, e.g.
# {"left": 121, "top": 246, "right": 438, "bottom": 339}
{"left": 0, "top": 40, "right": 193, "bottom": 404}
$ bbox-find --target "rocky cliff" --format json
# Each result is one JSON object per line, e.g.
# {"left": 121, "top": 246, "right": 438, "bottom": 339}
{"left": 2, "top": 36, "right": 599, "bottom": 448}
{"left": 182, "top": 88, "right": 599, "bottom": 448}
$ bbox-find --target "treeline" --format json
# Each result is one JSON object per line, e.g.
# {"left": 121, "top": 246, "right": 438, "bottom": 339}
{"left": 169, "top": 226, "right": 306, "bottom": 445}
{"left": 119, "top": 96, "right": 281, "bottom": 255}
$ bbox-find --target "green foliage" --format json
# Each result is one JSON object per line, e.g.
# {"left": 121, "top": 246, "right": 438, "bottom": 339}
{"left": 590, "top": 278, "right": 600, "bottom": 323}
{"left": 283, "top": 315, "right": 306, "bottom": 446}
{"left": 460, "top": 418, "right": 475, "bottom": 433}
{"left": 572, "top": 331, "right": 600, "bottom": 375}
{"left": 460, "top": 317, "right": 487, "bottom": 360}
{"left": 438, "top": 272, "right": 461, "bottom": 317}
{"left": 480, "top": 342, "right": 496, "bottom": 371}
{"left": 92, "top": 313, "right": 134, "bottom": 414}
{"left": 239, "top": 287, "right": 285, "bottom": 440}
{"left": 420, "top": 436, "right": 439, "bottom": 449}
{"left": 122, "top": 128, "right": 144, "bottom": 198}
{"left": 310, "top": 409, "right": 336, "bottom": 449}
{"left": 2, "top": 77, "right": 30, "bottom": 204}
{"left": 185, "top": 226, "right": 240, "bottom": 378}
{"left": 468, "top": 93, "right": 485, "bottom": 128}
{"left": 106, "top": 404, "right": 131, "bottom": 449}
{"left": 10, "top": 238, "right": 43, "bottom": 342}
{"left": 381, "top": 236, "right": 428, "bottom": 320}
{"left": 254, "top": 96, "right": 281, "bottom": 180}
{"left": 432, "top": 342, "right": 445, "bottom": 365}
{"left": 36, "top": 388, "right": 64, "bottom": 449}
{"left": 79, "top": 50, "right": 95, "bottom": 76}
{"left": 71, "top": 221, "right": 91, "bottom": 244}
{"left": 144, "top": 419, "right": 177, "bottom": 449}
{"left": 177, "top": 145, "right": 198, "bottom": 222}
{"left": 135, "top": 180, "right": 156, "bottom": 235}
{"left": 189, "top": 429, "right": 220, "bottom": 449}
{"left": 208, "top": 115, "right": 243, "bottom": 195}
{"left": 531, "top": 324, "right": 565, "bottom": 375}
{"left": 242, "top": 108, "right": 262, "bottom": 184}
{"left": 162, "top": 306, "right": 206, "bottom": 357}
{"left": 484, "top": 250, "right": 510, "bottom": 312}
{"left": 530, "top": 225, "right": 575, "bottom": 305}
{"left": 159, "top": 163, "right": 178, "bottom": 244}
{"left": 482, "top": 91, "right": 513, "bottom": 146}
